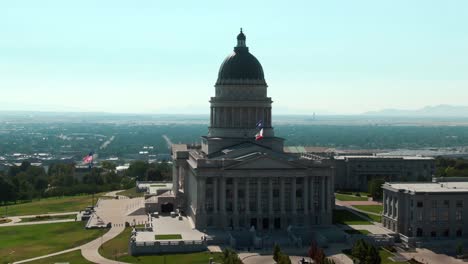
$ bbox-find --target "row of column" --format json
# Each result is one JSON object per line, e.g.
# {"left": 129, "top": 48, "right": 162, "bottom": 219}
{"left": 384, "top": 193, "right": 397, "bottom": 219}
{"left": 210, "top": 106, "right": 271, "bottom": 128}
{"left": 205, "top": 176, "right": 330, "bottom": 215}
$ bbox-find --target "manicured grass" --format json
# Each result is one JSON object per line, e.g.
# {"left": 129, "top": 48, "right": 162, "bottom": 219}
{"left": 0, "top": 221, "right": 102, "bottom": 263}
{"left": 343, "top": 248, "right": 409, "bottom": 264}
{"left": 335, "top": 193, "right": 369, "bottom": 201}
{"left": 99, "top": 227, "right": 222, "bottom": 264}
{"left": 0, "top": 193, "right": 103, "bottom": 216}
{"left": 354, "top": 205, "right": 383, "bottom": 214}
{"left": 364, "top": 212, "right": 382, "bottom": 223}
{"left": 344, "top": 229, "right": 371, "bottom": 235}
{"left": 155, "top": 234, "right": 182, "bottom": 240}
{"left": 31, "top": 249, "right": 93, "bottom": 264}
{"left": 20, "top": 214, "right": 76, "bottom": 222}
{"left": 333, "top": 209, "right": 372, "bottom": 225}
{"left": 117, "top": 187, "right": 145, "bottom": 198}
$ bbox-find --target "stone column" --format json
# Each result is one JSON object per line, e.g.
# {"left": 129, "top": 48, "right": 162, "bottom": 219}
{"left": 257, "top": 178, "right": 262, "bottom": 213}
{"left": 172, "top": 162, "right": 179, "bottom": 194}
{"left": 245, "top": 178, "right": 250, "bottom": 213}
{"left": 321, "top": 176, "right": 326, "bottom": 212}
{"left": 199, "top": 178, "right": 206, "bottom": 214}
{"left": 303, "top": 177, "right": 309, "bottom": 215}
{"left": 310, "top": 176, "right": 315, "bottom": 212}
{"left": 268, "top": 177, "right": 273, "bottom": 215}
{"left": 233, "top": 178, "right": 238, "bottom": 213}
{"left": 213, "top": 178, "right": 218, "bottom": 214}
{"left": 326, "top": 177, "right": 332, "bottom": 213}
{"left": 220, "top": 178, "right": 226, "bottom": 212}
{"left": 280, "top": 177, "right": 285, "bottom": 213}
{"left": 257, "top": 178, "right": 262, "bottom": 229}
{"left": 292, "top": 177, "right": 297, "bottom": 216}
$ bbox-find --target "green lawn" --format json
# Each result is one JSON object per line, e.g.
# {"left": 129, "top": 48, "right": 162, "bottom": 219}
{"left": 155, "top": 234, "right": 182, "bottom": 240}
{"left": 333, "top": 210, "right": 372, "bottom": 225}
{"left": 0, "top": 221, "right": 102, "bottom": 263}
{"left": 31, "top": 249, "right": 93, "bottom": 264}
{"left": 20, "top": 214, "right": 76, "bottom": 222}
{"left": 354, "top": 205, "right": 383, "bottom": 214}
{"left": 364, "top": 212, "right": 382, "bottom": 223}
{"left": 335, "top": 193, "right": 369, "bottom": 201}
{"left": 0, "top": 193, "right": 103, "bottom": 216}
{"left": 99, "top": 227, "right": 222, "bottom": 264}
{"left": 343, "top": 248, "right": 409, "bottom": 264}
{"left": 344, "top": 229, "right": 371, "bottom": 235}
{"left": 116, "top": 187, "right": 145, "bottom": 198}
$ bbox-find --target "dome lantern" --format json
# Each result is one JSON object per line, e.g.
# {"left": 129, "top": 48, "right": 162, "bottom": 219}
{"left": 237, "top": 28, "right": 246, "bottom": 47}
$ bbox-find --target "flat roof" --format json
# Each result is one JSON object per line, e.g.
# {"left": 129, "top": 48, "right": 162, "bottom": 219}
{"left": 334, "top": 155, "right": 433, "bottom": 160}
{"left": 384, "top": 182, "right": 468, "bottom": 193}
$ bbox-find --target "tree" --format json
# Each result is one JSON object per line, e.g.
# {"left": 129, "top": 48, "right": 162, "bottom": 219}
{"left": 273, "top": 243, "right": 281, "bottom": 262}
{"left": 457, "top": 242, "right": 464, "bottom": 256}
{"left": 126, "top": 161, "right": 149, "bottom": 180}
{"left": 368, "top": 179, "right": 385, "bottom": 200}
{"left": 351, "top": 239, "right": 368, "bottom": 262}
{"left": 221, "top": 248, "right": 243, "bottom": 264}
{"left": 0, "top": 177, "right": 16, "bottom": 205}
{"left": 146, "top": 168, "right": 163, "bottom": 181}
{"left": 351, "top": 239, "right": 381, "bottom": 264}
{"left": 364, "top": 244, "right": 381, "bottom": 264}
{"left": 101, "top": 161, "right": 116, "bottom": 170}
{"left": 308, "top": 241, "right": 318, "bottom": 260}
{"left": 278, "top": 253, "right": 291, "bottom": 264}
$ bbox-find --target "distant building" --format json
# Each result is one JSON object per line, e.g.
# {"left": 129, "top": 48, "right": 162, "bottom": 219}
{"left": 147, "top": 30, "right": 335, "bottom": 230}
{"left": 333, "top": 155, "right": 434, "bottom": 191}
{"left": 382, "top": 180, "right": 468, "bottom": 246}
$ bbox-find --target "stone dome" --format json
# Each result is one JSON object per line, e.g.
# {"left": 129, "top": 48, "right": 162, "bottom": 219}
{"left": 216, "top": 30, "right": 266, "bottom": 85}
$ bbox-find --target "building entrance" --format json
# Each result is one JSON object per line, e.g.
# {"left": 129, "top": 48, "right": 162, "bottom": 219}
{"left": 161, "top": 203, "right": 174, "bottom": 213}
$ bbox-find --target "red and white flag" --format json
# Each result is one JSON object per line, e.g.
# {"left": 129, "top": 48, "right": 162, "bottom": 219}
{"left": 83, "top": 152, "right": 94, "bottom": 164}
{"left": 255, "top": 128, "right": 263, "bottom": 141}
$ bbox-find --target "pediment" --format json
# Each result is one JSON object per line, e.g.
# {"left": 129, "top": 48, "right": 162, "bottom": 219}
{"left": 225, "top": 155, "right": 305, "bottom": 170}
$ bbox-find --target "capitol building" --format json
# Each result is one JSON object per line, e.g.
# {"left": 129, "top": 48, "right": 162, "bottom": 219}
{"left": 169, "top": 30, "right": 334, "bottom": 230}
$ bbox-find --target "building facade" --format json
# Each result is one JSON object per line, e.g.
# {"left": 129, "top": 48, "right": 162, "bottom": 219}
{"left": 382, "top": 181, "right": 468, "bottom": 244}
{"left": 334, "top": 155, "right": 434, "bottom": 191}
{"left": 170, "top": 30, "right": 334, "bottom": 230}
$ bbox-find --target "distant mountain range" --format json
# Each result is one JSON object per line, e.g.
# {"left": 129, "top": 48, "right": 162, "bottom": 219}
{"left": 363, "top": 105, "right": 468, "bottom": 117}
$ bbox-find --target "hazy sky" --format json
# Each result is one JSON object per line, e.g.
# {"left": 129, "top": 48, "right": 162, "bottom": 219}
{"left": 1, "top": 0, "right": 467, "bottom": 114}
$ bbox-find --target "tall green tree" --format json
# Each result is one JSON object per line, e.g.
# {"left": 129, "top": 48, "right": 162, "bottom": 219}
{"left": 368, "top": 179, "right": 385, "bottom": 200}
{"left": 273, "top": 244, "right": 281, "bottom": 262}
{"left": 221, "top": 248, "right": 243, "bottom": 264}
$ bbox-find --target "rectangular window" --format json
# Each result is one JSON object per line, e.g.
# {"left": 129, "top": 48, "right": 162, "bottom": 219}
{"left": 443, "top": 200, "right": 450, "bottom": 208}
{"left": 417, "top": 201, "right": 423, "bottom": 208}
{"left": 456, "top": 210, "right": 463, "bottom": 221}
{"left": 456, "top": 200, "right": 463, "bottom": 208}
{"left": 430, "top": 210, "right": 437, "bottom": 222}
{"left": 441, "top": 211, "right": 449, "bottom": 221}
{"left": 417, "top": 212, "right": 423, "bottom": 221}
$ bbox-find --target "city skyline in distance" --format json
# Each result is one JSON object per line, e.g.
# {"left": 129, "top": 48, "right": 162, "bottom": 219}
{"left": 1, "top": 0, "right": 467, "bottom": 114}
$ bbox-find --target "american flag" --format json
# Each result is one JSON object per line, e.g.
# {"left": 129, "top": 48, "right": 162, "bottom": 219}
{"left": 83, "top": 152, "right": 94, "bottom": 164}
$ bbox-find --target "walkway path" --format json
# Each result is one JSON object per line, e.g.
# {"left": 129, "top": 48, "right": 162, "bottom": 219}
{"left": 0, "top": 212, "right": 78, "bottom": 227}
{"left": 400, "top": 248, "right": 466, "bottom": 264}
{"left": 13, "top": 195, "right": 146, "bottom": 264}
{"left": 14, "top": 224, "right": 127, "bottom": 264}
